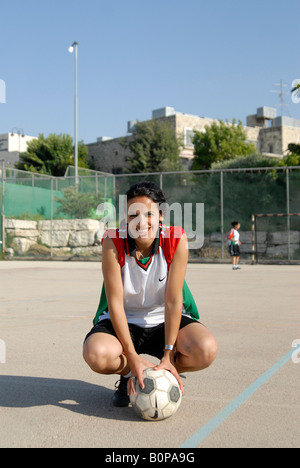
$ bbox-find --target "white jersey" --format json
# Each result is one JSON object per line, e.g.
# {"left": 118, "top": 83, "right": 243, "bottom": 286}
{"left": 93, "top": 224, "right": 199, "bottom": 328}
{"left": 228, "top": 228, "right": 240, "bottom": 245}
{"left": 120, "top": 246, "right": 168, "bottom": 326}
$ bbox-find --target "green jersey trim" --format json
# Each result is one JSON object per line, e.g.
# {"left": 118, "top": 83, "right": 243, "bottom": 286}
{"left": 94, "top": 285, "right": 108, "bottom": 325}
{"left": 182, "top": 281, "right": 200, "bottom": 321}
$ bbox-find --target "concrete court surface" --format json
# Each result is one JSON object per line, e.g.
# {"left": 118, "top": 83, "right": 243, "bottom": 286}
{"left": 0, "top": 260, "right": 299, "bottom": 449}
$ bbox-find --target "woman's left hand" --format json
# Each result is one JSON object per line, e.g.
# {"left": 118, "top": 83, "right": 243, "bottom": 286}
{"left": 154, "top": 355, "right": 184, "bottom": 394}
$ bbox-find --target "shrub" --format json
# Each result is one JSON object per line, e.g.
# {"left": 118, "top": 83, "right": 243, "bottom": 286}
{"left": 55, "top": 187, "right": 103, "bottom": 219}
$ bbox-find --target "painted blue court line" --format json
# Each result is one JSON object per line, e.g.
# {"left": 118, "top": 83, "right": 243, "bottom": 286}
{"left": 180, "top": 346, "right": 300, "bottom": 448}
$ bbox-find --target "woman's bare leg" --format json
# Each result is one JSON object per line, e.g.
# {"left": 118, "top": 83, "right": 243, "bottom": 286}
{"left": 175, "top": 323, "right": 218, "bottom": 374}
{"left": 83, "top": 333, "right": 130, "bottom": 376}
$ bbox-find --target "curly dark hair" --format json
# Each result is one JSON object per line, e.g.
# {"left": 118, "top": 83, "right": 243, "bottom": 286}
{"left": 126, "top": 181, "right": 167, "bottom": 206}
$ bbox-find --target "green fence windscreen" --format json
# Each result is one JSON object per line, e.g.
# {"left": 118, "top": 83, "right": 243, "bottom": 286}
{"left": 1, "top": 166, "right": 299, "bottom": 261}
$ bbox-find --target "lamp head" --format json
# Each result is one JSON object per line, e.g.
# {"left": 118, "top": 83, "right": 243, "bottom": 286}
{"left": 68, "top": 42, "right": 78, "bottom": 53}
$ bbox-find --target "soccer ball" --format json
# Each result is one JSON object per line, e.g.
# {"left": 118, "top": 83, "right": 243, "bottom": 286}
{"left": 130, "top": 368, "right": 182, "bottom": 421}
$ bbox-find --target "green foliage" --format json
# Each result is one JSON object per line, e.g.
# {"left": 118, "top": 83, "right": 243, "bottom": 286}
{"left": 55, "top": 187, "right": 103, "bottom": 219}
{"left": 212, "top": 150, "right": 300, "bottom": 170}
{"left": 282, "top": 144, "right": 300, "bottom": 166}
{"left": 7, "top": 212, "right": 45, "bottom": 221}
{"left": 287, "top": 143, "right": 300, "bottom": 156}
{"left": 187, "top": 154, "right": 292, "bottom": 233}
{"left": 125, "top": 120, "right": 183, "bottom": 173}
{"left": 283, "top": 153, "right": 300, "bottom": 166}
{"left": 212, "top": 153, "right": 280, "bottom": 170}
{"left": 192, "top": 119, "right": 257, "bottom": 170}
{"left": 16, "top": 133, "right": 89, "bottom": 176}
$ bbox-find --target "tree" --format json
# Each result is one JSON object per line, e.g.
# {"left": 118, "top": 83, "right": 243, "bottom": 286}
{"left": 55, "top": 187, "right": 103, "bottom": 219}
{"left": 282, "top": 143, "right": 300, "bottom": 166}
{"left": 192, "top": 119, "right": 257, "bottom": 170}
{"left": 16, "top": 133, "right": 89, "bottom": 176}
{"left": 125, "top": 120, "right": 183, "bottom": 173}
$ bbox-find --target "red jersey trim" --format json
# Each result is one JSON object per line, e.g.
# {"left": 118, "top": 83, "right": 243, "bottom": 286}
{"left": 160, "top": 225, "right": 185, "bottom": 269}
{"left": 102, "top": 229, "right": 126, "bottom": 267}
{"left": 102, "top": 225, "right": 185, "bottom": 269}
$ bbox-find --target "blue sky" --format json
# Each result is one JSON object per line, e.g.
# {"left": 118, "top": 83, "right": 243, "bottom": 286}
{"left": 1, "top": 0, "right": 300, "bottom": 144}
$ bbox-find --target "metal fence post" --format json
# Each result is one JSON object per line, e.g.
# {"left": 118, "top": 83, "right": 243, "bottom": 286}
{"left": 1, "top": 160, "right": 6, "bottom": 254}
{"left": 251, "top": 214, "right": 256, "bottom": 265}
{"left": 220, "top": 170, "right": 224, "bottom": 258}
{"left": 113, "top": 174, "right": 116, "bottom": 208}
{"left": 286, "top": 168, "right": 291, "bottom": 262}
{"left": 50, "top": 178, "right": 53, "bottom": 257}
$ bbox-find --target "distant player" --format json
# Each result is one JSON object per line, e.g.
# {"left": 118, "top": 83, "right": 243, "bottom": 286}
{"left": 83, "top": 181, "right": 218, "bottom": 407}
{"left": 228, "top": 221, "right": 242, "bottom": 270}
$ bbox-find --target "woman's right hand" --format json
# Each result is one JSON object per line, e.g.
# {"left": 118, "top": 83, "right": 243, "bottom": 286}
{"left": 127, "top": 353, "right": 155, "bottom": 396}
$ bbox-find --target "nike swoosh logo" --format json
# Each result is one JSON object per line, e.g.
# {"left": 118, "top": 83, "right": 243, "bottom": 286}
{"left": 159, "top": 276, "right": 167, "bottom": 282}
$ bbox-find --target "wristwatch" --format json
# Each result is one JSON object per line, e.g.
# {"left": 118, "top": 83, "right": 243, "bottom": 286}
{"left": 165, "top": 345, "right": 174, "bottom": 351}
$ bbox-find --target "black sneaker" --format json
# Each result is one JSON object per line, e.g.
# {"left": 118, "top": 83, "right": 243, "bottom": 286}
{"left": 112, "top": 376, "right": 130, "bottom": 407}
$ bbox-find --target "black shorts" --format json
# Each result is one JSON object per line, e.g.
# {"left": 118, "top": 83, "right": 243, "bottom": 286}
{"left": 84, "top": 316, "right": 200, "bottom": 360}
{"left": 229, "top": 244, "right": 240, "bottom": 257}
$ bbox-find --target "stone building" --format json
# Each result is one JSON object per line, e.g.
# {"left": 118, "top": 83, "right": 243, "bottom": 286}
{"left": 246, "top": 107, "right": 300, "bottom": 156}
{"left": 87, "top": 106, "right": 300, "bottom": 173}
{"left": 87, "top": 135, "right": 133, "bottom": 174}
{"left": 0, "top": 132, "right": 37, "bottom": 166}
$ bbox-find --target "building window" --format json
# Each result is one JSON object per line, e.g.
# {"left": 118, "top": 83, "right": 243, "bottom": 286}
{"left": 184, "top": 128, "right": 196, "bottom": 147}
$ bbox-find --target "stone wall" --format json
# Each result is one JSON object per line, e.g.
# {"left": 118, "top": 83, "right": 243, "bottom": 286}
{"left": 5, "top": 219, "right": 105, "bottom": 258}
{"left": 257, "top": 126, "right": 283, "bottom": 155}
{"left": 4, "top": 221, "right": 300, "bottom": 260}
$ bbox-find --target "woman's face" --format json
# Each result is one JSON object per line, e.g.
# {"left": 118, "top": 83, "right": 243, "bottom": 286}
{"left": 127, "top": 196, "right": 162, "bottom": 244}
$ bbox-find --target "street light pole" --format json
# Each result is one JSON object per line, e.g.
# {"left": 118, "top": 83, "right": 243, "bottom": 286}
{"left": 68, "top": 41, "right": 78, "bottom": 186}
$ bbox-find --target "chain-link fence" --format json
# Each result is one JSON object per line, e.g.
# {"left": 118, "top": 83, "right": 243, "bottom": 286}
{"left": 1, "top": 163, "right": 300, "bottom": 262}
